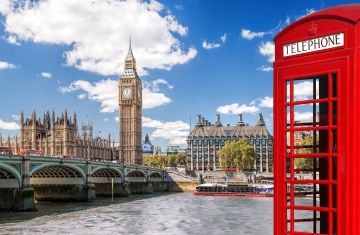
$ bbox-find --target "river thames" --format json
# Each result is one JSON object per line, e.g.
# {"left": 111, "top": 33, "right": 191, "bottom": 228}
{"left": 0, "top": 193, "right": 312, "bottom": 235}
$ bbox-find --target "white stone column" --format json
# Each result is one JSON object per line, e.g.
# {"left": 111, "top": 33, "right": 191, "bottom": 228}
{"left": 260, "top": 140, "right": 263, "bottom": 173}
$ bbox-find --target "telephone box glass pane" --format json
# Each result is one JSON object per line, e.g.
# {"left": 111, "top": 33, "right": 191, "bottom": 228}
{"left": 284, "top": 72, "right": 338, "bottom": 234}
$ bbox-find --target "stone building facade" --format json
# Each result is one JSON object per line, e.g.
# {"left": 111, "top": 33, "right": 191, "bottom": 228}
{"left": 0, "top": 110, "right": 118, "bottom": 160}
{"left": 187, "top": 113, "right": 273, "bottom": 172}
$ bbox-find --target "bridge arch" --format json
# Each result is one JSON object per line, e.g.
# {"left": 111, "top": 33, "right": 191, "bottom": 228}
{"left": 0, "top": 163, "right": 21, "bottom": 188}
{"left": 91, "top": 166, "right": 123, "bottom": 179}
{"left": 149, "top": 172, "right": 162, "bottom": 178}
{"left": 30, "top": 163, "right": 86, "bottom": 185}
{"left": 91, "top": 167, "right": 123, "bottom": 184}
{"left": 126, "top": 169, "right": 147, "bottom": 183}
{"left": 148, "top": 172, "right": 163, "bottom": 182}
{"left": 126, "top": 169, "right": 146, "bottom": 177}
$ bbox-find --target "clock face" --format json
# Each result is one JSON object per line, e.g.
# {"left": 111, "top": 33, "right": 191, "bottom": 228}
{"left": 123, "top": 87, "right": 132, "bottom": 98}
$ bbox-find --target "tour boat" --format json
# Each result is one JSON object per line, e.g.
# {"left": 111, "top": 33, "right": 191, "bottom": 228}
{"left": 193, "top": 183, "right": 274, "bottom": 197}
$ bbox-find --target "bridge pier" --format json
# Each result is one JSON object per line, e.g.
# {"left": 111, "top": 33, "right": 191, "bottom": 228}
{"left": 13, "top": 157, "right": 36, "bottom": 211}
{"left": 85, "top": 183, "right": 96, "bottom": 201}
{"left": 152, "top": 182, "right": 168, "bottom": 192}
{"left": 129, "top": 182, "right": 154, "bottom": 194}
{"left": 85, "top": 161, "right": 96, "bottom": 201}
{"left": 33, "top": 184, "right": 96, "bottom": 202}
{"left": 94, "top": 183, "right": 130, "bottom": 197}
{"left": 13, "top": 187, "right": 36, "bottom": 211}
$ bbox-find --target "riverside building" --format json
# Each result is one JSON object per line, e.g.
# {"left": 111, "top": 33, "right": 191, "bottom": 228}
{"left": 187, "top": 113, "right": 273, "bottom": 172}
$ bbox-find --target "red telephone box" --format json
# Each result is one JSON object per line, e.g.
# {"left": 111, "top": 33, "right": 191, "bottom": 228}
{"left": 274, "top": 4, "right": 360, "bottom": 235}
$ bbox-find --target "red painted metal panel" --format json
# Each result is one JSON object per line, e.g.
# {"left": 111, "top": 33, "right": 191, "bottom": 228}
{"left": 274, "top": 5, "right": 360, "bottom": 235}
{"left": 274, "top": 4, "right": 360, "bottom": 234}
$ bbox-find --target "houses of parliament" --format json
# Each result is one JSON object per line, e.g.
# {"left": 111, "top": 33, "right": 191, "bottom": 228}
{"left": 0, "top": 41, "right": 143, "bottom": 164}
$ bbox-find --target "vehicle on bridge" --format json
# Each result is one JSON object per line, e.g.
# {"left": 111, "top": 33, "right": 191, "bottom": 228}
{"left": 0, "top": 147, "right": 12, "bottom": 155}
{"left": 19, "top": 148, "right": 43, "bottom": 157}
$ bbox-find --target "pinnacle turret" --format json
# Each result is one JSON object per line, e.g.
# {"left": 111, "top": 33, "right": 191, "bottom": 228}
{"left": 237, "top": 114, "right": 245, "bottom": 126}
{"left": 125, "top": 38, "right": 135, "bottom": 61}
{"left": 123, "top": 38, "right": 137, "bottom": 73}
{"left": 256, "top": 113, "right": 266, "bottom": 126}
{"left": 215, "top": 114, "right": 222, "bottom": 127}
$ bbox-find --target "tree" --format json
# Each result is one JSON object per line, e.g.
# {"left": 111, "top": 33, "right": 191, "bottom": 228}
{"left": 143, "top": 152, "right": 189, "bottom": 169}
{"left": 217, "top": 139, "right": 256, "bottom": 171}
{"left": 143, "top": 154, "right": 165, "bottom": 168}
{"left": 175, "top": 152, "right": 188, "bottom": 167}
{"left": 167, "top": 154, "right": 177, "bottom": 167}
{"left": 294, "top": 136, "right": 318, "bottom": 171}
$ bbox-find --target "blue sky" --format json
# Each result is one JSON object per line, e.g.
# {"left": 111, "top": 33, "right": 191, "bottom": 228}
{"left": 0, "top": 0, "right": 356, "bottom": 150}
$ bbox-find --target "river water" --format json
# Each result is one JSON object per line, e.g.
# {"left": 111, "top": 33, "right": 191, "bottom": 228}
{"left": 0, "top": 193, "right": 312, "bottom": 235}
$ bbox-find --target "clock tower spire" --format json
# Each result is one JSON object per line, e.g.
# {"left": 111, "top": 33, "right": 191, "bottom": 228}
{"left": 119, "top": 39, "right": 142, "bottom": 164}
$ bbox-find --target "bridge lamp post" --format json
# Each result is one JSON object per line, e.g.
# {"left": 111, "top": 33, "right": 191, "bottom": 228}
{"left": 87, "top": 146, "right": 90, "bottom": 161}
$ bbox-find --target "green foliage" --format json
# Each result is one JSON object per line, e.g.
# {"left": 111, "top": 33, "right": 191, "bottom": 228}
{"left": 294, "top": 136, "right": 318, "bottom": 170}
{"left": 217, "top": 139, "right": 256, "bottom": 171}
{"left": 142, "top": 153, "right": 189, "bottom": 169}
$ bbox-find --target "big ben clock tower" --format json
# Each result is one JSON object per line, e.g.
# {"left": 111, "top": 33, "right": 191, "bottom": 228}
{"left": 119, "top": 40, "right": 142, "bottom": 164}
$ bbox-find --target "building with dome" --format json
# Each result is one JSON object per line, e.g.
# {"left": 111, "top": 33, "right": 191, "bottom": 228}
{"left": 142, "top": 134, "right": 154, "bottom": 155}
{"left": 187, "top": 113, "right": 273, "bottom": 172}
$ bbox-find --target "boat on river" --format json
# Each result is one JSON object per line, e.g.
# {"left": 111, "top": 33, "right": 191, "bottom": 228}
{"left": 193, "top": 183, "right": 274, "bottom": 197}
{"left": 193, "top": 181, "right": 315, "bottom": 198}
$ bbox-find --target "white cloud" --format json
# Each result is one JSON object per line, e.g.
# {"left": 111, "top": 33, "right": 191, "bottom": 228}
{"left": 11, "top": 114, "right": 20, "bottom": 121}
{"left": 1, "top": 0, "right": 197, "bottom": 76}
{"left": 287, "top": 80, "right": 319, "bottom": 101}
{"left": 59, "top": 78, "right": 172, "bottom": 112}
{"left": 297, "top": 8, "right": 316, "bottom": 19}
{"left": 6, "top": 35, "right": 20, "bottom": 45}
{"left": 294, "top": 112, "right": 313, "bottom": 122}
{"left": 202, "top": 33, "right": 227, "bottom": 50}
{"left": 258, "top": 41, "right": 275, "bottom": 63}
{"left": 257, "top": 65, "right": 273, "bottom": 72}
{"left": 60, "top": 79, "right": 118, "bottom": 113}
{"left": 143, "top": 116, "right": 189, "bottom": 145}
{"left": 241, "top": 29, "right": 267, "bottom": 40}
{"left": 104, "top": 118, "right": 109, "bottom": 123}
{"left": 0, "top": 0, "right": 11, "bottom": 15}
{"left": 0, "top": 60, "right": 16, "bottom": 70}
{"left": 259, "top": 96, "right": 273, "bottom": 108}
{"left": 285, "top": 17, "right": 291, "bottom": 25}
{"left": 40, "top": 72, "right": 52, "bottom": 79}
{"left": 77, "top": 93, "right": 86, "bottom": 100}
{"left": 202, "top": 40, "right": 220, "bottom": 50}
{"left": 220, "top": 33, "right": 227, "bottom": 43}
{"left": 143, "top": 79, "right": 174, "bottom": 92}
{"left": 164, "top": 15, "right": 188, "bottom": 36}
{"left": 143, "top": 87, "right": 172, "bottom": 109}
{"left": 0, "top": 119, "right": 20, "bottom": 130}
{"left": 217, "top": 103, "right": 259, "bottom": 115}
{"left": 287, "top": 112, "right": 313, "bottom": 122}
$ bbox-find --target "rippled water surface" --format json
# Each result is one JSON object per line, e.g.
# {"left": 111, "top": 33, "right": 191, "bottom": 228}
{"left": 0, "top": 193, "right": 309, "bottom": 235}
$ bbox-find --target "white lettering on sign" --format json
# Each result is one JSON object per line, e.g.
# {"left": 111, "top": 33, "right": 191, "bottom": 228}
{"left": 283, "top": 33, "right": 344, "bottom": 57}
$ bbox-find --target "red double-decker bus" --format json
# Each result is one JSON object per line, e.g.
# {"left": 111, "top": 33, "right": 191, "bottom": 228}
{"left": 224, "top": 167, "right": 238, "bottom": 172}
{"left": 0, "top": 147, "right": 12, "bottom": 155}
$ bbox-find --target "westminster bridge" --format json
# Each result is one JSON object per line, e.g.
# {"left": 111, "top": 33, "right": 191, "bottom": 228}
{"left": 0, "top": 155, "right": 167, "bottom": 211}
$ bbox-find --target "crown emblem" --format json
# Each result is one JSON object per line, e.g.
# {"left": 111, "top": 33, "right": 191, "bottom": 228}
{"left": 308, "top": 22, "right": 318, "bottom": 35}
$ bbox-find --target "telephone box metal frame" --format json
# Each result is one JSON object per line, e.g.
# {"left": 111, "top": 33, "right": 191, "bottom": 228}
{"left": 274, "top": 4, "right": 360, "bottom": 235}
